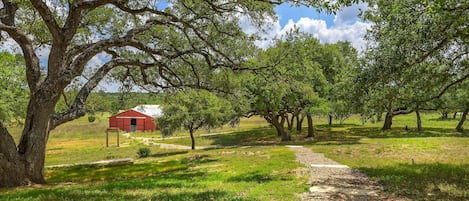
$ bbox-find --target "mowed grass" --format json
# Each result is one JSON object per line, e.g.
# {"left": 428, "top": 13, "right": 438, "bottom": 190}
{"left": 307, "top": 113, "right": 469, "bottom": 200}
{"left": 163, "top": 112, "right": 469, "bottom": 200}
{"left": 0, "top": 147, "right": 308, "bottom": 201}
{"left": 3, "top": 111, "right": 469, "bottom": 200}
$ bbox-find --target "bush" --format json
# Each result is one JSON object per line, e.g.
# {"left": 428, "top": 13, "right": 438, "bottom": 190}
{"left": 137, "top": 147, "right": 151, "bottom": 158}
{"left": 88, "top": 115, "right": 96, "bottom": 123}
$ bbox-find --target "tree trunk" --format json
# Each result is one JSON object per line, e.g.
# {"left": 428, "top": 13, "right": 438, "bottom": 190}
{"left": 441, "top": 111, "right": 448, "bottom": 119}
{"left": 306, "top": 114, "right": 314, "bottom": 138}
{"left": 268, "top": 114, "right": 290, "bottom": 141}
{"left": 277, "top": 115, "right": 284, "bottom": 137}
{"left": 328, "top": 114, "right": 332, "bottom": 125}
{"left": 416, "top": 106, "right": 422, "bottom": 132}
{"left": 382, "top": 111, "right": 393, "bottom": 130}
{"left": 0, "top": 123, "right": 27, "bottom": 187}
{"left": 189, "top": 128, "right": 195, "bottom": 150}
{"left": 296, "top": 114, "right": 304, "bottom": 132}
{"left": 456, "top": 108, "right": 469, "bottom": 132}
{"left": 0, "top": 90, "right": 60, "bottom": 187}
{"left": 287, "top": 114, "right": 294, "bottom": 130}
{"left": 453, "top": 112, "right": 458, "bottom": 119}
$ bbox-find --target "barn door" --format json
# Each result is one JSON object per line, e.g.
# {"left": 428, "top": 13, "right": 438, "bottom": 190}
{"left": 130, "top": 118, "right": 137, "bottom": 132}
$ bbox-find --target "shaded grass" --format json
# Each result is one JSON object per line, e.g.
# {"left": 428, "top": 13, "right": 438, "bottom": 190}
{"left": 0, "top": 147, "right": 307, "bottom": 201}
{"left": 311, "top": 137, "right": 469, "bottom": 200}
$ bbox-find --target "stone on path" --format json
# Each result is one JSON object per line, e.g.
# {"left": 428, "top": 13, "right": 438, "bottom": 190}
{"left": 287, "top": 146, "right": 408, "bottom": 201}
{"left": 310, "top": 185, "right": 378, "bottom": 196}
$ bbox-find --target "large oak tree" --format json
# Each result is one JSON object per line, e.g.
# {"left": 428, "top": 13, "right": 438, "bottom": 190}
{"left": 0, "top": 0, "right": 358, "bottom": 187}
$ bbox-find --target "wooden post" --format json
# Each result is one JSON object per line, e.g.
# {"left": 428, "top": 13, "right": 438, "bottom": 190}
{"left": 106, "top": 129, "right": 109, "bottom": 147}
{"left": 106, "top": 127, "right": 120, "bottom": 148}
{"left": 117, "top": 129, "right": 120, "bottom": 147}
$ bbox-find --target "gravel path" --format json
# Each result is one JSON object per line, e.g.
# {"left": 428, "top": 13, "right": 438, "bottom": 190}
{"left": 287, "top": 145, "right": 408, "bottom": 201}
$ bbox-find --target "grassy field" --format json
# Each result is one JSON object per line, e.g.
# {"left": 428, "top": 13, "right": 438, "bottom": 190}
{"left": 2, "top": 112, "right": 468, "bottom": 200}
{"left": 0, "top": 147, "right": 308, "bottom": 201}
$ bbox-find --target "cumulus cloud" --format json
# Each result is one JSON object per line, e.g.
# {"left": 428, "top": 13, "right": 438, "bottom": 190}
{"left": 241, "top": 3, "right": 371, "bottom": 52}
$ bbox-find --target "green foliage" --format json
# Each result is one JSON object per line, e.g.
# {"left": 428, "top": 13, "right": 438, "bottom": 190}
{"left": 158, "top": 89, "right": 236, "bottom": 137}
{"left": 360, "top": 0, "right": 469, "bottom": 118}
{"left": 0, "top": 51, "right": 28, "bottom": 124}
{"left": 87, "top": 115, "right": 96, "bottom": 123}
{"left": 137, "top": 147, "right": 151, "bottom": 158}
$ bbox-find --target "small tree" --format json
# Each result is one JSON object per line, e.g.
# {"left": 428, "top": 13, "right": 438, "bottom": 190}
{"left": 157, "top": 89, "right": 234, "bottom": 150}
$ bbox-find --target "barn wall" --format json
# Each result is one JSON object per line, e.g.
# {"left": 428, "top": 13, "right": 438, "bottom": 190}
{"left": 145, "top": 118, "right": 156, "bottom": 131}
{"left": 109, "top": 110, "right": 157, "bottom": 132}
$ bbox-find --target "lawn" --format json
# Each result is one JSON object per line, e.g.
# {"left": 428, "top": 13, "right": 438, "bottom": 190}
{"left": 2, "top": 112, "right": 468, "bottom": 200}
{"left": 0, "top": 147, "right": 308, "bottom": 201}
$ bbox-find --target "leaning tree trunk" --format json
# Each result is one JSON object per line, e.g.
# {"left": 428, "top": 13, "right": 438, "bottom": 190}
{"left": 382, "top": 110, "right": 393, "bottom": 130}
{"left": 456, "top": 108, "right": 469, "bottom": 132}
{"left": 268, "top": 114, "right": 290, "bottom": 141}
{"left": 189, "top": 128, "right": 196, "bottom": 150}
{"left": 453, "top": 112, "right": 458, "bottom": 119}
{"left": 306, "top": 114, "right": 314, "bottom": 138}
{"left": 0, "top": 122, "right": 26, "bottom": 187}
{"left": 416, "top": 106, "right": 423, "bottom": 132}
{"left": 0, "top": 90, "right": 60, "bottom": 187}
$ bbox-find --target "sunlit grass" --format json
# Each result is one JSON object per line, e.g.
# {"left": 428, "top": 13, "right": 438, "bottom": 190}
{"left": 0, "top": 147, "right": 307, "bottom": 201}
{"left": 3, "top": 111, "right": 468, "bottom": 200}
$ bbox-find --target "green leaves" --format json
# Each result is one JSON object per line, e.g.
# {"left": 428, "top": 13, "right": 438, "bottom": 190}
{"left": 157, "top": 89, "right": 235, "bottom": 136}
{"left": 0, "top": 52, "right": 28, "bottom": 124}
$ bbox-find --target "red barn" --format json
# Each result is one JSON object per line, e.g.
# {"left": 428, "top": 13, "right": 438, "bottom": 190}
{"left": 109, "top": 105, "right": 163, "bottom": 132}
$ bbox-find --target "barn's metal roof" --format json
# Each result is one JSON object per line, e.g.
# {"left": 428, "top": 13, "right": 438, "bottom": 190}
{"left": 132, "top": 105, "right": 163, "bottom": 118}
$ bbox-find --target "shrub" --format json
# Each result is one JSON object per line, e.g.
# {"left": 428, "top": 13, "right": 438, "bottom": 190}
{"left": 137, "top": 147, "right": 151, "bottom": 158}
{"left": 88, "top": 115, "right": 96, "bottom": 123}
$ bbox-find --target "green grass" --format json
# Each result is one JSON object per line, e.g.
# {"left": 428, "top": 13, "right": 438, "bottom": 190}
{"left": 311, "top": 137, "right": 469, "bottom": 200}
{"left": 0, "top": 147, "right": 308, "bottom": 201}
{"left": 3, "top": 111, "right": 469, "bottom": 200}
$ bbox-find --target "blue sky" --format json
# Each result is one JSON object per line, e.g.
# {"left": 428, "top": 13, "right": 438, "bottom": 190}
{"left": 274, "top": 4, "right": 335, "bottom": 28}
{"left": 239, "top": 2, "right": 370, "bottom": 51}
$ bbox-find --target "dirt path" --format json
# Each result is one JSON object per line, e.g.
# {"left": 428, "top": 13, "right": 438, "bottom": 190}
{"left": 124, "top": 133, "right": 222, "bottom": 150}
{"left": 287, "top": 145, "right": 408, "bottom": 201}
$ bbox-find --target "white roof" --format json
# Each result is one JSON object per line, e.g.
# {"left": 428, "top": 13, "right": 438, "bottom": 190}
{"left": 132, "top": 105, "right": 163, "bottom": 118}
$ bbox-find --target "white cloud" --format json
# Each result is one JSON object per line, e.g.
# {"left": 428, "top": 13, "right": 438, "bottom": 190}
{"left": 240, "top": 4, "right": 371, "bottom": 52}
{"left": 334, "top": 3, "right": 368, "bottom": 26}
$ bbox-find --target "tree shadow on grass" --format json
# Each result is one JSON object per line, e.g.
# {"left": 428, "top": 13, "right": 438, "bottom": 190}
{"left": 227, "top": 171, "right": 273, "bottom": 183}
{"left": 3, "top": 185, "right": 241, "bottom": 201}
{"left": 348, "top": 127, "right": 467, "bottom": 138}
{"left": 359, "top": 163, "right": 469, "bottom": 200}
{"left": 150, "top": 150, "right": 188, "bottom": 158}
{"left": 46, "top": 152, "right": 223, "bottom": 184}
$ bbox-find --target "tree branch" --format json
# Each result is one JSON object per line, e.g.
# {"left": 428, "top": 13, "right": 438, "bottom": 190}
{"left": 0, "top": 22, "right": 41, "bottom": 92}
{"left": 51, "top": 58, "right": 154, "bottom": 128}
{"left": 30, "top": 0, "right": 61, "bottom": 40}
